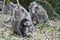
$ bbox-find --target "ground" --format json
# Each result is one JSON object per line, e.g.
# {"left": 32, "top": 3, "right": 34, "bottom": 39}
{"left": 0, "top": 14, "right": 60, "bottom": 40}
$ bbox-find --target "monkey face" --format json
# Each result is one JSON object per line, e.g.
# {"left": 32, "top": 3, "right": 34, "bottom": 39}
{"left": 14, "top": 10, "right": 20, "bottom": 19}
{"left": 31, "top": 13, "right": 40, "bottom": 25}
{"left": 32, "top": 17, "right": 37, "bottom": 25}
{"left": 23, "top": 21, "right": 31, "bottom": 27}
{"left": 21, "top": 19, "right": 31, "bottom": 27}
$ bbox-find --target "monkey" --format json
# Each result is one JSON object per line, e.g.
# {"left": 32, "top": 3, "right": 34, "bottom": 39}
{"left": 3, "top": 2, "right": 35, "bottom": 37}
{"left": 20, "top": 19, "right": 33, "bottom": 37}
{"left": 28, "top": 2, "right": 40, "bottom": 25}
{"left": 13, "top": 18, "right": 32, "bottom": 37}
{"left": 12, "top": 5, "right": 35, "bottom": 37}
{"left": 29, "top": 2, "right": 50, "bottom": 26}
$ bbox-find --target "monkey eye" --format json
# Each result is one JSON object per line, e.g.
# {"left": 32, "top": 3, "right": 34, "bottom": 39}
{"left": 21, "top": 9, "right": 24, "bottom": 13}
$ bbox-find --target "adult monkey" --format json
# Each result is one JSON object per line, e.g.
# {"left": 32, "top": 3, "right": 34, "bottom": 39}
{"left": 4, "top": 1, "right": 34, "bottom": 37}
{"left": 29, "top": 2, "right": 51, "bottom": 26}
{"left": 12, "top": 0, "right": 35, "bottom": 37}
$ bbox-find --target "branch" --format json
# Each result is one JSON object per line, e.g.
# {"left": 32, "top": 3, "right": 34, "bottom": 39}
{"left": 16, "top": 0, "right": 21, "bottom": 8}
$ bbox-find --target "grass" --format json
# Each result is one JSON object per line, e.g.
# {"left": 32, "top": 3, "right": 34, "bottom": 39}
{"left": 0, "top": 14, "right": 60, "bottom": 40}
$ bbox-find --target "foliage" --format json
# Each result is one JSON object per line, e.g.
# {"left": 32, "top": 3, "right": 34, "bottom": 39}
{"left": 5, "top": 0, "right": 10, "bottom": 4}
{"left": 1, "top": 0, "right": 60, "bottom": 18}
{"left": 36, "top": 0, "right": 60, "bottom": 19}
{"left": 47, "top": 0, "right": 60, "bottom": 15}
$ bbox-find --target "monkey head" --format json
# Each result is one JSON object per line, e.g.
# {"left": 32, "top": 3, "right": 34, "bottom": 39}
{"left": 21, "top": 19, "right": 31, "bottom": 27}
